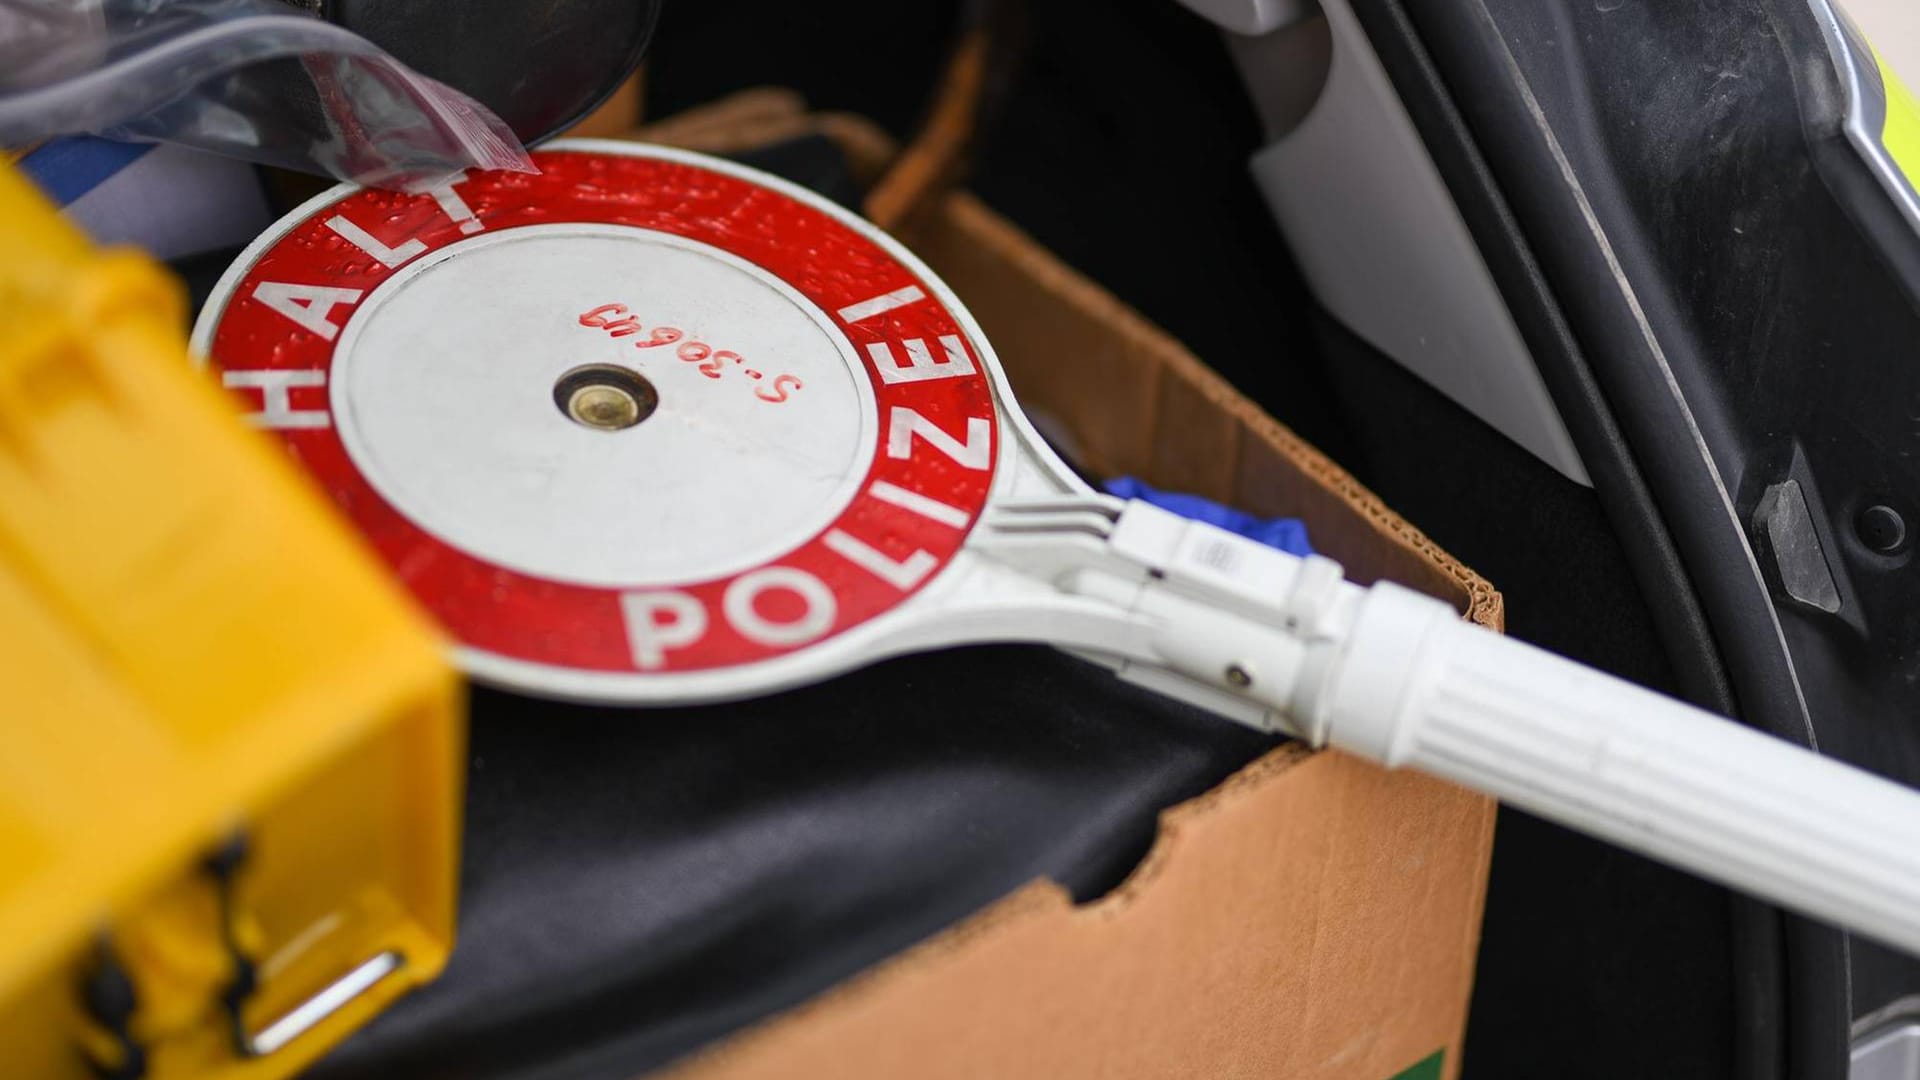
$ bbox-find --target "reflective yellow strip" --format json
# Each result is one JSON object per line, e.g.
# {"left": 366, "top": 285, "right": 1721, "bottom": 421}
{"left": 1878, "top": 49, "right": 1920, "bottom": 194}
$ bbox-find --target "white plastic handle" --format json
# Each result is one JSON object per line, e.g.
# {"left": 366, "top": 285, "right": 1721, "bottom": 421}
{"left": 1316, "top": 582, "right": 1920, "bottom": 957}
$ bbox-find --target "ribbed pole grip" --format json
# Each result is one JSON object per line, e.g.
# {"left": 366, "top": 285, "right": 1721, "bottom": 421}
{"left": 1321, "top": 583, "right": 1920, "bottom": 958}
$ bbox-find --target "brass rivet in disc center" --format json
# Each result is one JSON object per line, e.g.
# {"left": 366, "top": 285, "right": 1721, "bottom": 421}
{"left": 552, "top": 364, "right": 658, "bottom": 432}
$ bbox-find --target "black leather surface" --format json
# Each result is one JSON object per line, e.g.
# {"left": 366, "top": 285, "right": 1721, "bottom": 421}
{"left": 310, "top": 649, "right": 1275, "bottom": 1080}
{"left": 321, "top": 0, "right": 661, "bottom": 145}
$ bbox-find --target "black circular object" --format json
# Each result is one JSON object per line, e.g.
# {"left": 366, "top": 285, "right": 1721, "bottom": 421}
{"left": 317, "top": 0, "right": 662, "bottom": 145}
{"left": 1856, "top": 504, "right": 1909, "bottom": 555}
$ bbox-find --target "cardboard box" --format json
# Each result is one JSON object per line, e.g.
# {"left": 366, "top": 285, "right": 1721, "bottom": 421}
{"left": 625, "top": 98, "right": 1502, "bottom": 1080}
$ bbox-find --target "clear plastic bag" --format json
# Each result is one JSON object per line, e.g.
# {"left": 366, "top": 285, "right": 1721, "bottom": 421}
{"left": 0, "top": 0, "right": 533, "bottom": 191}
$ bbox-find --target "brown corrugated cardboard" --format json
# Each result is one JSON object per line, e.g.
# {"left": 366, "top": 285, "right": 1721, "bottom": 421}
{"left": 668, "top": 750, "right": 1486, "bottom": 1080}
{"left": 628, "top": 96, "right": 1499, "bottom": 1080}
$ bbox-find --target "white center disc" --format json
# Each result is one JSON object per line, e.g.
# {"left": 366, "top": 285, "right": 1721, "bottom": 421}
{"left": 331, "top": 224, "right": 875, "bottom": 587}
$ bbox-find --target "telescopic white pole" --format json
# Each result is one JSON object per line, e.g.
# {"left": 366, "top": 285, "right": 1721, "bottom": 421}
{"left": 1303, "top": 579, "right": 1920, "bottom": 958}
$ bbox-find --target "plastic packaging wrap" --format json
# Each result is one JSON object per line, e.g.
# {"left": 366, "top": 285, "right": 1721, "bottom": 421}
{"left": 0, "top": 0, "right": 533, "bottom": 190}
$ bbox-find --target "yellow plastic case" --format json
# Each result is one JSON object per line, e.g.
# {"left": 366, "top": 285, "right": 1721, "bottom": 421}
{"left": 0, "top": 161, "right": 463, "bottom": 1078}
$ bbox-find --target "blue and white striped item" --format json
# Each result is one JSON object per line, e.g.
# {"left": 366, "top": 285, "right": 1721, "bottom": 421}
{"left": 16, "top": 135, "right": 272, "bottom": 260}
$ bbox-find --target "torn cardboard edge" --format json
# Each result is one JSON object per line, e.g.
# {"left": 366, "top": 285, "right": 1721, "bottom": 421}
{"left": 908, "top": 191, "right": 1501, "bottom": 632}
{"left": 663, "top": 751, "right": 1493, "bottom": 1080}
